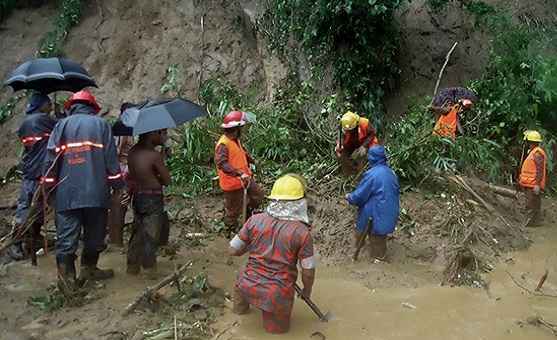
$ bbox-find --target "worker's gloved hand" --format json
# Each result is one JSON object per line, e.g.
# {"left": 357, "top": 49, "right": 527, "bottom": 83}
{"left": 351, "top": 146, "right": 367, "bottom": 160}
{"left": 240, "top": 173, "right": 251, "bottom": 187}
{"left": 533, "top": 185, "right": 541, "bottom": 195}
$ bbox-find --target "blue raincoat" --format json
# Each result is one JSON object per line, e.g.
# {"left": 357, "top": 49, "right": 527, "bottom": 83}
{"left": 347, "top": 145, "right": 400, "bottom": 235}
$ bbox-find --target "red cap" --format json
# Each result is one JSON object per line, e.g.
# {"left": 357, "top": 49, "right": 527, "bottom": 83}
{"left": 222, "top": 111, "right": 246, "bottom": 129}
{"left": 64, "top": 90, "right": 101, "bottom": 113}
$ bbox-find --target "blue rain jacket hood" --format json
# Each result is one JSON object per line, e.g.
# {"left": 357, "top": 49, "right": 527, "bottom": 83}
{"left": 26, "top": 93, "right": 51, "bottom": 114}
{"left": 44, "top": 107, "right": 124, "bottom": 211}
{"left": 347, "top": 145, "right": 400, "bottom": 235}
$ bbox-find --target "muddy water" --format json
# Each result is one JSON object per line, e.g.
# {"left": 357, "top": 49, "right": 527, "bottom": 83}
{"left": 216, "top": 227, "right": 557, "bottom": 340}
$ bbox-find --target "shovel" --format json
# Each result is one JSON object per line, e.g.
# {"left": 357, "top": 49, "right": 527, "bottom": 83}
{"left": 294, "top": 283, "right": 331, "bottom": 322}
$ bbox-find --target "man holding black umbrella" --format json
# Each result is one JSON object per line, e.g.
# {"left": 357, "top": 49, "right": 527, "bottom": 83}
{"left": 7, "top": 93, "right": 56, "bottom": 261}
{"left": 43, "top": 90, "right": 123, "bottom": 291}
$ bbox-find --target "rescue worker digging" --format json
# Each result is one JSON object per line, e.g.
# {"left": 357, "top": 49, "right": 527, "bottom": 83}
{"left": 519, "top": 130, "right": 546, "bottom": 226}
{"left": 43, "top": 90, "right": 124, "bottom": 291}
{"left": 346, "top": 145, "right": 400, "bottom": 261}
{"left": 215, "top": 111, "right": 264, "bottom": 237}
{"left": 335, "top": 111, "right": 379, "bottom": 175}
{"left": 229, "top": 174, "right": 315, "bottom": 334}
{"left": 7, "top": 93, "right": 56, "bottom": 261}
{"left": 126, "top": 128, "right": 171, "bottom": 279}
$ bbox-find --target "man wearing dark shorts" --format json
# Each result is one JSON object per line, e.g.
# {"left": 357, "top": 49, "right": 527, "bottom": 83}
{"left": 126, "top": 128, "right": 171, "bottom": 279}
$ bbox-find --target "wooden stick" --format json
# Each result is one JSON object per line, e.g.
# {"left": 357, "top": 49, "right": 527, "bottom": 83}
{"left": 430, "top": 42, "right": 459, "bottom": 106}
{"left": 123, "top": 262, "right": 192, "bottom": 316}
{"left": 536, "top": 270, "right": 549, "bottom": 292}
{"left": 174, "top": 315, "right": 178, "bottom": 340}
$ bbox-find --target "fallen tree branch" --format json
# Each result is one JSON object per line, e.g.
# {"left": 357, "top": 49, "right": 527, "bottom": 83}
{"left": 506, "top": 270, "right": 557, "bottom": 298}
{"left": 536, "top": 270, "right": 549, "bottom": 292}
{"left": 123, "top": 262, "right": 192, "bottom": 316}
{"left": 430, "top": 41, "right": 459, "bottom": 105}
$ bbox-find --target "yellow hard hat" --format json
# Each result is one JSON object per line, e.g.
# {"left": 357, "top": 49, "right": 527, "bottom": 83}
{"left": 268, "top": 174, "right": 305, "bottom": 201}
{"left": 340, "top": 111, "right": 360, "bottom": 131}
{"left": 524, "top": 130, "right": 542, "bottom": 142}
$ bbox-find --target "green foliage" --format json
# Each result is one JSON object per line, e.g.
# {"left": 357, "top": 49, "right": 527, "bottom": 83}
{"left": 464, "top": 0, "right": 496, "bottom": 25}
{"left": 167, "top": 76, "right": 337, "bottom": 195}
{"left": 0, "top": 95, "right": 22, "bottom": 124}
{"left": 28, "top": 292, "right": 65, "bottom": 312}
{"left": 387, "top": 103, "right": 505, "bottom": 182}
{"left": 259, "top": 0, "right": 404, "bottom": 111}
{"left": 469, "top": 14, "right": 557, "bottom": 150}
{"left": 0, "top": 0, "right": 17, "bottom": 23}
{"left": 426, "top": 0, "right": 451, "bottom": 12}
{"left": 160, "top": 64, "right": 181, "bottom": 95}
{"left": 38, "top": 0, "right": 82, "bottom": 57}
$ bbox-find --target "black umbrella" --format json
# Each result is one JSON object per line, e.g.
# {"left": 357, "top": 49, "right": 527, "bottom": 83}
{"left": 117, "top": 98, "right": 208, "bottom": 136}
{"left": 4, "top": 57, "right": 97, "bottom": 94}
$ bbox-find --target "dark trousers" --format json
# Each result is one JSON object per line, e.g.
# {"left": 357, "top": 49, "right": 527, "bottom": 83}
{"left": 223, "top": 180, "right": 264, "bottom": 233}
{"left": 14, "top": 179, "right": 44, "bottom": 250}
{"left": 127, "top": 194, "right": 166, "bottom": 269}
{"left": 55, "top": 208, "right": 108, "bottom": 264}
{"left": 525, "top": 189, "right": 542, "bottom": 226}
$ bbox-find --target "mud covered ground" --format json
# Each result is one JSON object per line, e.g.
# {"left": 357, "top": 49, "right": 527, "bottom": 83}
{"left": 1, "top": 179, "right": 557, "bottom": 339}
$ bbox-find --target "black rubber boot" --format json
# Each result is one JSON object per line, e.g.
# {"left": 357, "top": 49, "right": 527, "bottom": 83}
{"left": 7, "top": 242, "right": 25, "bottom": 261}
{"left": 79, "top": 251, "right": 114, "bottom": 281}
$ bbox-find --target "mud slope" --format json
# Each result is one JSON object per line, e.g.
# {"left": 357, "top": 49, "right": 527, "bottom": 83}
{"left": 63, "top": 0, "right": 266, "bottom": 112}
{"left": 0, "top": 3, "right": 57, "bottom": 174}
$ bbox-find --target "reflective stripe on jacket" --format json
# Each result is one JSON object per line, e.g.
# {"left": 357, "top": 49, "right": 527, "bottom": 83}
{"left": 215, "top": 135, "right": 251, "bottom": 191}
{"left": 433, "top": 104, "right": 459, "bottom": 138}
{"left": 520, "top": 146, "right": 546, "bottom": 190}
{"left": 44, "top": 103, "right": 123, "bottom": 211}
{"left": 18, "top": 112, "right": 56, "bottom": 179}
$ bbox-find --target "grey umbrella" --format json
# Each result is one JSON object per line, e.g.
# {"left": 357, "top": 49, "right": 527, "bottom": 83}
{"left": 4, "top": 57, "right": 97, "bottom": 94}
{"left": 120, "top": 98, "right": 208, "bottom": 135}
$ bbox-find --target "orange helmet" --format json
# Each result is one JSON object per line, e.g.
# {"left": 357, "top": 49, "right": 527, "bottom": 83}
{"left": 222, "top": 111, "right": 247, "bottom": 129}
{"left": 64, "top": 90, "right": 101, "bottom": 113}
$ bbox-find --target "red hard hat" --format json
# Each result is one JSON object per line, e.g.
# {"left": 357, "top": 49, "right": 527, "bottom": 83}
{"left": 64, "top": 90, "right": 101, "bottom": 113}
{"left": 222, "top": 111, "right": 246, "bottom": 129}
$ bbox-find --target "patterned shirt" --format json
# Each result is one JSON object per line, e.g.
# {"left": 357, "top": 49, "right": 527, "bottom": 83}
{"left": 236, "top": 212, "right": 314, "bottom": 314}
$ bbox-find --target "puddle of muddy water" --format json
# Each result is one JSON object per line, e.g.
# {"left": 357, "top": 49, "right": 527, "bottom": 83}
{"left": 215, "top": 227, "right": 557, "bottom": 340}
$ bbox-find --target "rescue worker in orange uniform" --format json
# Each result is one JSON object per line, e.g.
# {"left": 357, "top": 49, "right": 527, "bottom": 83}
{"left": 519, "top": 130, "right": 546, "bottom": 226}
{"left": 432, "top": 99, "right": 473, "bottom": 139}
{"left": 215, "top": 111, "right": 264, "bottom": 236}
{"left": 335, "top": 111, "right": 379, "bottom": 175}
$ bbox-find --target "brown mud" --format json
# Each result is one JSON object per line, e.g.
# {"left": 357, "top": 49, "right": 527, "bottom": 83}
{"left": 1, "top": 184, "right": 557, "bottom": 339}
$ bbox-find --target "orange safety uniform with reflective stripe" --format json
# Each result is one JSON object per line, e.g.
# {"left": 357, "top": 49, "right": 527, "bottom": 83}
{"left": 519, "top": 146, "right": 546, "bottom": 190}
{"left": 215, "top": 135, "right": 252, "bottom": 191}
{"left": 343, "top": 118, "right": 379, "bottom": 150}
{"left": 433, "top": 104, "right": 459, "bottom": 139}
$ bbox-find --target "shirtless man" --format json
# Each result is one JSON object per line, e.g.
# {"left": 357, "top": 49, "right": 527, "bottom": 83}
{"left": 127, "top": 129, "right": 171, "bottom": 278}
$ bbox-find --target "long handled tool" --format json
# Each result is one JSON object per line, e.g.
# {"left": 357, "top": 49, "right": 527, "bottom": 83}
{"left": 294, "top": 283, "right": 331, "bottom": 322}
{"left": 353, "top": 218, "right": 372, "bottom": 261}
{"left": 240, "top": 185, "right": 248, "bottom": 225}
